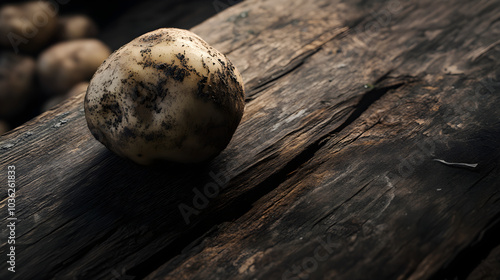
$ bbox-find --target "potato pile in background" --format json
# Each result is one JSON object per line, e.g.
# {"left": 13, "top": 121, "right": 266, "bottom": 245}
{"left": 0, "top": 1, "right": 111, "bottom": 135}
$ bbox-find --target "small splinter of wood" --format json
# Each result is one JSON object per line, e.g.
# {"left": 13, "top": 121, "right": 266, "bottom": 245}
{"left": 433, "top": 159, "right": 478, "bottom": 169}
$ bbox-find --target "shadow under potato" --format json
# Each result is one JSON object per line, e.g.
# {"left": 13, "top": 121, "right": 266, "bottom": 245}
{"left": 64, "top": 146, "right": 222, "bottom": 225}
{"left": 49, "top": 140, "right": 239, "bottom": 277}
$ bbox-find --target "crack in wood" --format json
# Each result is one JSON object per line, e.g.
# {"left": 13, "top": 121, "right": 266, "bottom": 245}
{"left": 428, "top": 212, "right": 500, "bottom": 280}
{"left": 123, "top": 73, "right": 414, "bottom": 279}
{"left": 320, "top": 73, "right": 414, "bottom": 143}
{"left": 246, "top": 27, "right": 349, "bottom": 98}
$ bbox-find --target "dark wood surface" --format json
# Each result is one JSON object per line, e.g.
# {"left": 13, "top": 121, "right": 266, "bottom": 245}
{"left": 1, "top": 0, "right": 500, "bottom": 279}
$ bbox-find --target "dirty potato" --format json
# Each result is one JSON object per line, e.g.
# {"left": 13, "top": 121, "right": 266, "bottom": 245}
{"left": 85, "top": 28, "right": 245, "bottom": 165}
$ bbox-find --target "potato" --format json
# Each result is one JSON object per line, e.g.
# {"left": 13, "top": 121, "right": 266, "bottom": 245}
{"left": 0, "top": 52, "right": 36, "bottom": 118}
{"left": 57, "top": 15, "right": 98, "bottom": 41}
{"left": 85, "top": 28, "right": 245, "bottom": 165}
{"left": 0, "top": 1, "right": 58, "bottom": 53}
{"left": 37, "top": 39, "right": 111, "bottom": 96}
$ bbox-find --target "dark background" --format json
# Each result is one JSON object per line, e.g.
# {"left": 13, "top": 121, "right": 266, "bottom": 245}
{"left": 0, "top": 0, "right": 242, "bottom": 128}
{"left": 2, "top": 0, "right": 242, "bottom": 50}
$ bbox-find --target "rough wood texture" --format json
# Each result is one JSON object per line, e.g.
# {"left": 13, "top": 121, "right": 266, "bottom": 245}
{"left": 1, "top": 0, "right": 500, "bottom": 279}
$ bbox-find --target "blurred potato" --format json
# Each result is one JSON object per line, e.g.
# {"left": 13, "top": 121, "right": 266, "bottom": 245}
{"left": 37, "top": 39, "right": 111, "bottom": 96}
{"left": 57, "top": 15, "right": 98, "bottom": 41}
{"left": 0, "top": 52, "right": 36, "bottom": 118}
{"left": 0, "top": 1, "right": 58, "bottom": 53}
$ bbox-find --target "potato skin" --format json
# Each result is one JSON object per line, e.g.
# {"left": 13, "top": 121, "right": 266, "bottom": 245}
{"left": 37, "top": 39, "right": 111, "bottom": 96}
{"left": 0, "top": 1, "right": 58, "bottom": 53}
{"left": 85, "top": 28, "right": 245, "bottom": 165}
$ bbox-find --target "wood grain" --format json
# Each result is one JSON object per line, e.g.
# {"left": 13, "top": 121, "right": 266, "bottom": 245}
{"left": 1, "top": 0, "right": 499, "bottom": 279}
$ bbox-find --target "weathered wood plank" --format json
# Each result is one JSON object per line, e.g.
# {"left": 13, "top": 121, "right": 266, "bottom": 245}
{"left": 1, "top": 0, "right": 500, "bottom": 279}
{"left": 144, "top": 0, "right": 500, "bottom": 278}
